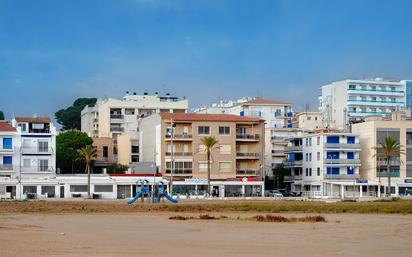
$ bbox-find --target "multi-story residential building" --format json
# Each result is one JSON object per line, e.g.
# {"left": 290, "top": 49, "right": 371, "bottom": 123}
{"left": 284, "top": 131, "right": 373, "bottom": 199}
{"left": 81, "top": 92, "right": 189, "bottom": 168}
{"left": 195, "top": 97, "right": 294, "bottom": 174}
{"left": 352, "top": 118, "right": 412, "bottom": 196}
{"left": 319, "top": 78, "right": 409, "bottom": 130}
{"left": 139, "top": 113, "right": 265, "bottom": 197}
{"left": 0, "top": 117, "right": 58, "bottom": 199}
{"left": 292, "top": 112, "right": 323, "bottom": 130}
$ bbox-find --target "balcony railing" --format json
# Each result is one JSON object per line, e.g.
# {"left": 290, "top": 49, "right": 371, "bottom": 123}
{"left": 377, "top": 159, "right": 401, "bottom": 166}
{"left": 21, "top": 147, "right": 53, "bottom": 154}
{"left": 283, "top": 160, "right": 303, "bottom": 167}
{"left": 236, "top": 169, "right": 260, "bottom": 176}
{"left": 284, "top": 175, "right": 302, "bottom": 181}
{"left": 324, "top": 174, "right": 360, "bottom": 179}
{"left": 236, "top": 134, "right": 260, "bottom": 140}
{"left": 284, "top": 145, "right": 303, "bottom": 152}
{"left": 347, "top": 88, "right": 404, "bottom": 93}
{"left": 236, "top": 152, "right": 260, "bottom": 158}
{"left": 110, "top": 114, "right": 123, "bottom": 119}
{"left": 165, "top": 152, "right": 193, "bottom": 157}
{"left": 324, "top": 159, "right": 361, "bottom": 164}
{"left": 272, "top": 150, "right": 286, "bottom": 155}
{"left": 21, "top": 166, "right": 54, "bottom": 173}
{"left": 165, "top": 169, "right": 192, "bottom": 174}
{"left": 0, "top": 164, "right": 13, "bottom": 171}
{"left": 377, "top": 171, "right": 400, "bottom": 177}
{"left": 110, "top": 127, "right": 124, "bottom": 132}
{"left": 325, "top": 143, "right": 361, "bottom": 149}
{"left": 165, "top": 134, "right": 193, "bottom": 140}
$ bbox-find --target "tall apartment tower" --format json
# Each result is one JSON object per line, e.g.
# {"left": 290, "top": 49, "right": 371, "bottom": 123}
{"left": 319, "top": 78, "right": 411, "bottom": 130}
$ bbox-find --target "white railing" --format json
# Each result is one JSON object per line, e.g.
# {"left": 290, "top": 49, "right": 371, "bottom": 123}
{"left": 324, "top": 159, "right": 361, "bottom": 164}
{"left": 302, "top": 191, "right": 322, "bottom": 198}
{"left": 21, "top": 147, "right": 53, "bottom": 154}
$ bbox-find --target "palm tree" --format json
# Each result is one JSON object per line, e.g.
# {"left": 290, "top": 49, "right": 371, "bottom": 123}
{"left": 77, "top": 145, "right": 97, "bottom": 198}
{"left": 374, "top": 136, "right": 404, "bottom": 197}
{"left": 200, "top": 136, "right": 218, "bottom": 197}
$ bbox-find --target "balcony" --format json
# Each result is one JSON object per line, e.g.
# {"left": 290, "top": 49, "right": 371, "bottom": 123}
{"left": 347, "top": 88, "right": 404, "bottom": 96}
{"left": 165, "top": 134, "right": 192, "bottom": 141}
{"left": 21, "top": 166, "right": 54, "bottom": 173}
{"left": 347, "top": 99, "right": 404, "bottom": 107}
{"left": 236, "top": 169, "right": 260, "bottom": 176}
{"left": 324, "top": 143, "right": 361, "bottom": 149}
{"left": 110, "top": 127, "right": 124, "bottom": 132}
{"left": 324, "top": 174, "right": 360, "bottom": 179}
{"left": 284, "top": 145, "right": 303, "bottom": 152}
{"left": 284, "top": 175, "right": 302, "bottom": 181}
{"left": 283, "top": 160, "right": 303, "bottom": 167}
{"left": 165, "top": 152, "right": 193, "bottom": 157}
{"left": 272, "top": 150, "right": 286, "bottom": 156}
{"left": 377, "top": 159, "right": 401, "bottom": 166}
{"left": 324, "top": 159, "right": 361, "bottom": 165}
{"left": 377, "top": 171, "right": 400, "bottom": 177}
{"left": 236, "top": 152, "right": 260, "bottom": 159}
{"left": 236, "top": 134, "right": 260, "bottom": 141}
{"left": 0, "top": 164, "right": 13, "bottom": 171}
{"left": 165, "top": 169, "right": 192, "bottom": 175}
{"left": 110, "top": 114, "right": 123, "bottom": 119}
{"left": 21, "top": 147, "right": 53, "bottom": 154}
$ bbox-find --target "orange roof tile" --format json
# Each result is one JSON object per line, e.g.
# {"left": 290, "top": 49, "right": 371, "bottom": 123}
{"left": 159, "top": 113, "right": 263, "bottom": 122}
{"left": 244, "top": 97, "right": 291, "bottom": 105}
{"left": 15, "top": 117, "right": 51, "bottom": 123}
{"left": 0, "top": 121, "right": 16, "bottom": 132}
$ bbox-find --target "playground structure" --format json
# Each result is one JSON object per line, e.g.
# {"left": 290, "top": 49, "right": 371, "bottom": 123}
{"left": 128, "top": 180, "right": 177, "bottom": 205}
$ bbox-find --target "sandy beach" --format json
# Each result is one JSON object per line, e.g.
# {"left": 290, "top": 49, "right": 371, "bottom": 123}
{"left": 1, "top": 210, "right": 412, "bottom": 257}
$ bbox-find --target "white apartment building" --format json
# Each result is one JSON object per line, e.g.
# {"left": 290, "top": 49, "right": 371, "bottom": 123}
{"left": 319, "top": 78, "right": 411, "bottom": 130}
{"left": 284, "top": 131, "right": 378, "bottom": 199}
{"left": 0, "top": 117, "right": 58, "bottom": 199}
{"left": 292, "top": 112, "right": 323, "bottom": 130}
{"left": 195, "top": 97, "right": 294, "bottom": 173}
{"left": 81, "top": 92, "right": 189, "bottom": 166}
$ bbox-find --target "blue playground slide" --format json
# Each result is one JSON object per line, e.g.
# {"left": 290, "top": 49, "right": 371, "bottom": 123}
{"left": 127, "top": 191, "right": 143, "bottom": 205}
{"left": 162, "top": 193, "right": 178, "bottom": 203}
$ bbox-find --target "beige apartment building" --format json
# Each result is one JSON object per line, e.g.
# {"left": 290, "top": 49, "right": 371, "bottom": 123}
{"left": 139, "top": 113, "right": 265, "bottom": 181}
{"left": 292, "top": 112, "right": 324, "bottom": 130}
{"left": 352, "top": 119, "right": 412, "bottom": 195}
{"left": 81, "top": 93, "right": 188, "bottom": 168}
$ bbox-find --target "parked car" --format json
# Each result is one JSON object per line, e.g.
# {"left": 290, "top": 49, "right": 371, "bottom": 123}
{"left": 265, "top": 190, "right": 283, "bottom": 198}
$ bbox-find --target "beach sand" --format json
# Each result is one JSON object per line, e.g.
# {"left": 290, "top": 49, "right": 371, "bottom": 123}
{"left": 1, "top": 211, "right": 411, "bottom": 257}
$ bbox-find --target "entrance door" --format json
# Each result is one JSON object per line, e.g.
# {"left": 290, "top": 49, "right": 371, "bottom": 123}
{"left": 60, "top": 186, "right": 65, "bottom": 198}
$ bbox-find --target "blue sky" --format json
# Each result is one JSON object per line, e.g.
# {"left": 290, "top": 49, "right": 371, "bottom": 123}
{"left": 1, "top": 0, "right": 412, "bottom": 119}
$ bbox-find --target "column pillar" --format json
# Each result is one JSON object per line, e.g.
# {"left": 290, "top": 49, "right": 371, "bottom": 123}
{"left": 378, "top": 185, "right": 381, "bottom": 198}
{"left": 340, "top": 185, "right": 345, "bottom": 200}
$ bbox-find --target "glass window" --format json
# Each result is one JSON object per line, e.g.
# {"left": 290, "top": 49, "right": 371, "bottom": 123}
{"left": 38, "top": 141, "right": 49, "bottom": 152}
{"left": 94, "top": 185, "right": 113, "bottom": 193}
{"left": 327, "top": 136, "right": 339, "bottom": 144}
{"left": 219, "top": 162, "right": 232, "bottom": 171}
{"left": 39, "top": 159, "right": 49, "bottom": 171}
{"left": 2, "top": 138, "right": 12, "bottom": 149}
{"left": 198, "top": 126, "right": 210, "bottom": 135}
{"left": 219, "top": 126, "right": 230, "bottom": 135}
{"left": 347, "top": 152, "right": 354, "bottom": 159}
{"left": 70, "top": 185, "right": 88, "bottom": 192}
{"left": 317, "top": 152, "right": 320, "bottom": 161}
{"left": 219, "top": 145, "right": 231, "bottom": 154}
{"left": 3, "top": 156, "right": 12, "bottom": 165}
{"left": 347, "top": 167, "right": 354, "bottom": 175}
{"left": 347, "top": 136, "right": 355, "bottom": 144}
{"left": 317, "top": 167, "right": 320, "bottom": 176}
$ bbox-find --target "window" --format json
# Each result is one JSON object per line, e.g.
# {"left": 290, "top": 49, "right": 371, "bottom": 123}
{"left": 3, "top": 156, "right": 12, "bottom": 165}
{"left": 309, "top": 153, "right": 312, "bottom": 161}
{"left": 23, "top": 159, "right": 31, "bottom": 167}
{"left": 39, "top": 159, "right": 49, "bottom": 171}
{"left": 2, "top": 138, "right": 12, "bottom": 149}
{"left": 347, "top": 136, "right": 355, "bottom": 144}
{"left": 305, "top": 168, "right": 308, "bottom": 176}
{"left": 103, "top": 146, "right": 108, "bottom": 158}
{"left": 326, "top": 167, "right": 340, "bottom": 175}
{"left": 347, "top": 167, "right": 354, "bottom": 175}
{"left": 349, "top": 84, "right": 356, "bottom": 89}
{"left": 219, "top": 126, "right": 230, "bottom": 135}
{"left": 317, "top": 152, "right": 320, "bottom": 161}
{"left": 70, "top": 185, "right": 88, "bottom": 192}
{"left": 94, "top": 185, "right": 113, "bottom": 193}
{"left": 307, "top": 116, "right": 312, "bottom": 121}
{"left": 23, "top": 186, "right": 37, "bottom": 194}
{"left": 309, "top": 138, "right": 312, "bottom": 146}
{"left": 41, "top": 186, "right": 55, "bottom": 197}
{"left": 131, "top": 155, "right": 139, "bottom": 162}
{"left": 327, "top": 152, "right": 340, "bottom": 159}
{"left": 198, "top": 161, "right": 208, "bottom": 171}
{"left": 315, "top": 117, "right": 318, "bottom": 121}
{"left": 347, "top": 152, "right": 354, "bottom": 159}
{"left": 219, "top": 162, "right": 232, "bottom": 171}
{"left": 38, "top": 141, "right": 49, "bottom": 152}
{"left": 317, "top": 167, "right": 320, "bottom": 176}
{"left": 125, "top": 109, "right": 135, "bottom": 115}
{"left": 305, "top": 153, "right": 308, "bottom": 161}
{"left": 198, "top": 126, "right": 210, "bottom": 135}
{"left": 317, "top": 137, "right": 320, "bottom": 145}
{"left": 305, "top": 138, "right": 308, "bottom": 147}
{"left": 327, "top": 136, "right": 339, "bottom": 144}
{"left": 219, "top": 145, "right": 231, "bottom": 154}
{"left": 309, "top": 168, "right": 312, "bottom": 176}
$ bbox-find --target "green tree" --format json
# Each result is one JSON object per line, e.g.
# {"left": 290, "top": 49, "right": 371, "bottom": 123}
{"left": 55, "top": 98, "right": 97, "bottom": 130}
{"left": 0, "top": 111, "right": 4, "bottom": 120}
{"left": 57, "top": 130, "right": 93, "bottom": 173}
{"left": 374, "top": 136, "right": 405, "bottom": 196}
{"left": 200, "top": 136, "right": 219, "bottom": 197}
{"left": 272, "top": 164, "right": 287, "bottom": 189}
{"left": 77, "top": 145, "right": 97, "bottom": 198}
{"left": 107, "top": 163, "right": 129, "bottom": 174}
